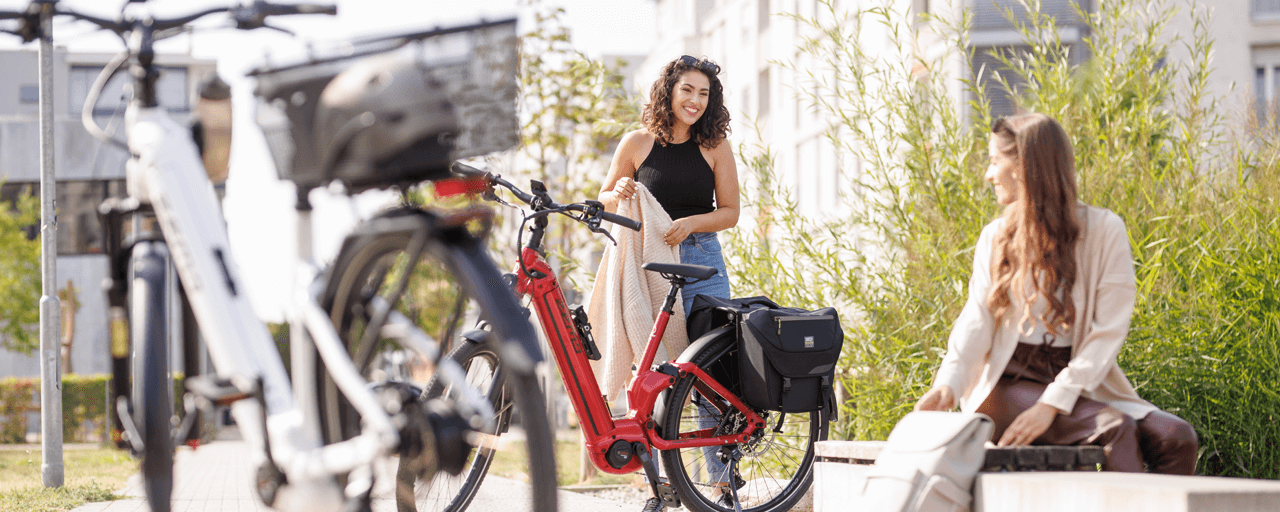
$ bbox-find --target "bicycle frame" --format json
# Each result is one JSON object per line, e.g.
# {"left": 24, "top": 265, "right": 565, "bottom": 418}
{"left": 124, "top": 104, "right": 407, "bottom": 507}
{"left": 513, "top": 243, "right": 766, "bottom": 475}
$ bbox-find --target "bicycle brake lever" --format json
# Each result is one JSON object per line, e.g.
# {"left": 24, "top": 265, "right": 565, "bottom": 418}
{"left": 591, "top": 224, "right": 618, "bottom": 246}
{"left": 258, "top": 22, "right": 295, "bottom": 36}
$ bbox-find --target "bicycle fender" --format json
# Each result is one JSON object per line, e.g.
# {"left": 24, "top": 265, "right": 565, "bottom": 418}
{"left": 650, "top": 324, "right": 735, "bottom": 436}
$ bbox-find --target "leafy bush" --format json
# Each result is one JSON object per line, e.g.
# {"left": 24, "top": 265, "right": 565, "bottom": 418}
{"left": 0, "top": 185, "right": 39, "bottom": 354}
{"left": 1, "top": 375, "right": 108, "bottom": 444}
{"left": 0, "top": 374, "right": 187, "bottom": 445}
{"left": 725, "top": 0, "right": 1280, "bottom": 477}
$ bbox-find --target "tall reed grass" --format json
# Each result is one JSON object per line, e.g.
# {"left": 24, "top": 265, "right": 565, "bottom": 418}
{"left": 725, "top": 0, "right": 1280, "bottom": 477}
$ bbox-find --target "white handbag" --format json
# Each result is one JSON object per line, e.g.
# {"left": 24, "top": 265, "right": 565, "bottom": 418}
{"left": 854, "top": 411, "right": 994, "bottom": 512}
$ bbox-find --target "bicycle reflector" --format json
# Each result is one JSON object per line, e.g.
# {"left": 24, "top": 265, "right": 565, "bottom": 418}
{"left": 434, "top": 177, "right": 488, "bottom": 198}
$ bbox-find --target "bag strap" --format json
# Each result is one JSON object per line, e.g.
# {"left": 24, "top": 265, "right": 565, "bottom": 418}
{"left": 822, "top": 375, "right": 838, "bottom": 422}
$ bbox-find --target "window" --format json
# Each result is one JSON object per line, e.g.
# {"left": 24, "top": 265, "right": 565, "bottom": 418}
{"left": 971, "top": 0, "right": 1088, "bottom": 30}
{"left": 1256, "top": 47, "right": 1280, "bottom": 126}
{"left": 973, "top": 46, "right": 1032, "bottom": 118}
{"left": 69, "top": 65, "right": 190, "bottom": 119}
{"left": 759, "top": 67, "right": 771, "bottom": 118}
{"left": 759, "top": 0, "right": 770, "bottom": 31}
{"left": 1256, "top": 0, "right": 1280, "bottom": 18}
{"left": 19, "top": 85, "right": 38, "bottom": 104}
{"left": 0, "top": 180, "right": 127, "bottom": 255}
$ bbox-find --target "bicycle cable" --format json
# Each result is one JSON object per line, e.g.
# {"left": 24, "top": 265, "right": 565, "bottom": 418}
{"left": 82, "top": 50, "right": 129, "bottom": 149}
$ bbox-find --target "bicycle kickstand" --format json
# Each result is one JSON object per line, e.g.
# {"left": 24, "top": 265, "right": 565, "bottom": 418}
{"left": 725, "top": 453, "right": 744, "bottom": 512}
{"left": 634, "top": 442, "right": 682, "bottom": 510}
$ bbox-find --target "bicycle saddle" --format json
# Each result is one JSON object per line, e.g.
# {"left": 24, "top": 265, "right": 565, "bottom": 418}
{"left": 642, "top": 262, "right": 718, "bottom": 282}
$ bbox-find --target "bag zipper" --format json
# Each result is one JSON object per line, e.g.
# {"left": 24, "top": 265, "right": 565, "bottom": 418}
{"left": 775, "top": 315, "right": 834, "bottom": 335}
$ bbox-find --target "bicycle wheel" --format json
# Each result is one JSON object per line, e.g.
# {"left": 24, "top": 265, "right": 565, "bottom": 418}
{"left": 660, "top": 332, "right": 827, "bottom": 512}
{"left": 321, "top": 208, "right": 556, "bottom": 512}
{"left": 399, "top": 335, "right": 510, "bottom": 512}
{"left": 131, "top": 242, "right": 174, "bottom": 512}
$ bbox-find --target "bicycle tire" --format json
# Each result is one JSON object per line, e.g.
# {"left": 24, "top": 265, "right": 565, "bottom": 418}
{"left": 321, "top": 208, "right": 556, "bottom": 512}
{"left": 660, "top": 332, "right": 827, "bottom": 512}
{"left": 131, "top": 242, "right": 174, "bottom": 512}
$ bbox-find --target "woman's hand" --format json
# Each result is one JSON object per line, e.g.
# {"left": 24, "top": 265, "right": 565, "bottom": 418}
{"left": 997, "top": 402, "right": 1062, "bottom": 446}
{"left": 914, "top": 386, "right": 956, "bottom": 412}
{"left": 664, "top": 218, "right": 694, "bottom": 246}
{"left": 611, "top": 177, "right": 637, "bottom": 201}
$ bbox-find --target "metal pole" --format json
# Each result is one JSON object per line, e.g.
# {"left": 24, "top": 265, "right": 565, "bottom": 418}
{"left": 36, "top": 0, "right": 63, "bottom": 488}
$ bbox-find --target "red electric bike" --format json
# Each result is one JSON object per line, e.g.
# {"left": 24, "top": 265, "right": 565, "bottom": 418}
{"left": 402, "top": 163, "right": 827, "bottom": 512}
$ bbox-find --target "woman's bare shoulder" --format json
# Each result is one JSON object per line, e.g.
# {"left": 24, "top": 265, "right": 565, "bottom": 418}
{"left": 620, "top": 129, "right": 656, "bottom": 149}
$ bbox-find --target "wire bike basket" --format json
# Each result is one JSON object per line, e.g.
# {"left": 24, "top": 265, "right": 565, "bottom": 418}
{"left": 251, "top": 18, "right": 518, "bottom": 193}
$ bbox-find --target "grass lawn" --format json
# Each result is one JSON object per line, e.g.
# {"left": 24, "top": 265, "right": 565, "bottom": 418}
{"left": 489, "top": 434, "right": 646, "bottom": 488}
{"left": 0, "top": 446, "right": 134, "bottom": 512}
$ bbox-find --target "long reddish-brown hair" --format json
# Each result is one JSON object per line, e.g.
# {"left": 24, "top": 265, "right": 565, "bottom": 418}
{"left": 987, "top": 113, "right": 1080, "bottom": 335}
{"left": 641, "top": 56, "right": 731, "bottom": 149}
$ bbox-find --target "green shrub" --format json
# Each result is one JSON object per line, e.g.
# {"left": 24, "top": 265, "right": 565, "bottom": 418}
{"left": 0, "top": 374, "right": 187, "bottom": 445}
{"left": 726, "top": 0, "right": 1280, "bottom": 477}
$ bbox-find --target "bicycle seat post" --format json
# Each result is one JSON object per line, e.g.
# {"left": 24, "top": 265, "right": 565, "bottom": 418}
{"left": 660, "top": 275, "right": 684, "bottom": 315}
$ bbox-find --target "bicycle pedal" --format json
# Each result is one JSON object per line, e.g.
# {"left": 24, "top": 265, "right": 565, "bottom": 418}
{"left": 185, "top": 375, "right": 257, "bottom": 407}
{"left": 115, "top": 396, "right": 145, "bottom": 454}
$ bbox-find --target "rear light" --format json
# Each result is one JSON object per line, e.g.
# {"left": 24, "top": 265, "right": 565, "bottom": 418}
{"left": 434, "top": 177, "right": 489, "bottom": 198}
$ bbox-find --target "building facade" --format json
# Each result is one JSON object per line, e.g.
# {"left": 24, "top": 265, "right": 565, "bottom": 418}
{"left": 0, "top": 48, "right": 216, "bottom": 377}
{"left": 636, "top": 0, "right": 1280, "bottom": 260}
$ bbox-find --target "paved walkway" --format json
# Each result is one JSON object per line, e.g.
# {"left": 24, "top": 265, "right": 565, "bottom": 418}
{"left": 71, "top": 430, "right": 633, "bottom": 512}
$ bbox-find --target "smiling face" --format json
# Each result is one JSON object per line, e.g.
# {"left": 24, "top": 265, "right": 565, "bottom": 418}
{"left": 986, "top": 135, "right": 1023, "bottom": 205}
{"left": 670, "top": 70, "right": 711, "bottom": 129}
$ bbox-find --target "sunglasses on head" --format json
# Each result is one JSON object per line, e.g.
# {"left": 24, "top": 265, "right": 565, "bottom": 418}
{"left": 678, "top": 55, "right": 720, "bottom": 75}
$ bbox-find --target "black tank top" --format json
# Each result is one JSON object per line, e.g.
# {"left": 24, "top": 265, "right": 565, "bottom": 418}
{"left": 633, "top": 138, "right": 716, "bottom": 220}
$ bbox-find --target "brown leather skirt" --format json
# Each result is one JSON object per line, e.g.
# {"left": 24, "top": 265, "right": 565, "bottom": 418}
{"left": 974, "top": 342, "right": 1198, "bottom": 474}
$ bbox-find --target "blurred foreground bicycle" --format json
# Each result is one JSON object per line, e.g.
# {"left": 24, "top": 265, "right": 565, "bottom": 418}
{"left": 5, "top": 3, "right": 557, "bottom": 511}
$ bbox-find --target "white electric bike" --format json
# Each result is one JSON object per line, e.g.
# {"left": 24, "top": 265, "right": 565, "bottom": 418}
{"left": 55, "top": 3, "right": 556, "bottom": 512}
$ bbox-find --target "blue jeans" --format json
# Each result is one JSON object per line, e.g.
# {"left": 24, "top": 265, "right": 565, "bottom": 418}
{"left": 678, "top": 232, "right": 731, "bottom": 317}
{"left": 678, "top": 232, "right": 731, "bottom": 485}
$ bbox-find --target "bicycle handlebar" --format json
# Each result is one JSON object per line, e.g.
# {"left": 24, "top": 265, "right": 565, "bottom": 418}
{"left": 57, "top": 1, "right": 336, "bottom": 35}
{"left": 451, "top": 162, "right": 642, "bottom": 232}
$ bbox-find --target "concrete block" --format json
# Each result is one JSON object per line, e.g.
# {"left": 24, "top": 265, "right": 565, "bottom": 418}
{"left": 813, "top": 457, "right": 873, "bottom": 512}
{"left": 815, "top": 440, "right": 887, "bottom": 463}
{"left": 975, "top": 472, "right": 1280, "bottom": 512}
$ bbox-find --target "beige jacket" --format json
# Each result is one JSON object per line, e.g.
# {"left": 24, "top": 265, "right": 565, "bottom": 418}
{"left": 588, "top": 184, "right": 690, "bottom": 401}
{"left": 933, "top": 203, "right": 1157, "bottom": 419}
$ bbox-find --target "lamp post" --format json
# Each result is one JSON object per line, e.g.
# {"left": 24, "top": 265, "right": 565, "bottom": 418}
{"left": 32, "top": 0, "right": 62, "bottom": 488}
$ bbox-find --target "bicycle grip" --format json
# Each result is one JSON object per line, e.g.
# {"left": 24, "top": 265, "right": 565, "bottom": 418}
{"left": 260, "top": 2, "right": 337, "bottom": 16}
{"left": 451, "top": 162, "right": 486, "bottom": 178}
{"left": 292, "top": 3, "right": 338, "bottom": 15}
{"left": 600, "top": 211, "right": 641, "bottom": 231}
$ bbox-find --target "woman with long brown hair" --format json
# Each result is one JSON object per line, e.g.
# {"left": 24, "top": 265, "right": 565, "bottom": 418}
{"left": 915, "top": 113, "right": 1198, "bottom": 474}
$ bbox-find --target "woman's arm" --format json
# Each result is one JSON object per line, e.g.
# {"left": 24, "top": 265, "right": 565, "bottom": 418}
{"left": 598, "top": 130, "right": 652, "bottom": 213}
{"left": 1038, "top": 211, "right": 1137, "bottom": 414}
{"left": 661, "top": 140, "right": 740, "bottom": 245}
{"left": 927, "top": 222, "right": 1000, "bottom": 406}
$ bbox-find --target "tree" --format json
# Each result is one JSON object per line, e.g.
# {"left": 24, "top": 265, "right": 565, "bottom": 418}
{"left": 518, "top": 5, "right": 640, "bottom": 290}
{"left": 0, "top": 186, "right": 41, "bottom": 354}
{"left": 515, "top": 4, "right": 642, "bottom": 483}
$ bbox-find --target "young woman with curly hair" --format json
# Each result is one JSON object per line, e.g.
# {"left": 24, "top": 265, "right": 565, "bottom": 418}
{"left": 599, "top": 55, "right": 739, "bottom": 316}
{"left": 597, "top": 55, "right": 739, "bottom": 511}
{"left": 914, "top": 113, "right": 1199, "bottom": 474}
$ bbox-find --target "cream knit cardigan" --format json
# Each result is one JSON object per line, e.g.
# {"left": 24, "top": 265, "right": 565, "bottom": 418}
{"left": 933, "top": 203, "right": 1158, "bottom": 420}
{"left": 588, "top": 184, "right": 690, "bottom": 401}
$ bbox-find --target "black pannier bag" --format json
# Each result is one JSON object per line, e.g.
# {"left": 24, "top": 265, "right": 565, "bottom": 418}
{"left": 687, "top": 295, "right": 843, "bottom": 419}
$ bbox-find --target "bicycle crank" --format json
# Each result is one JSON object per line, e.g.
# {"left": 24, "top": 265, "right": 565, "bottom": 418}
{"left": 375, "top": 382, "right": 475, "bottom": 481}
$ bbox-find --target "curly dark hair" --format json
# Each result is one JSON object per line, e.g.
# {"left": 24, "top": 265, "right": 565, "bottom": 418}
{"left": 641, "top": 56, "right": 731, "bottom": 149}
